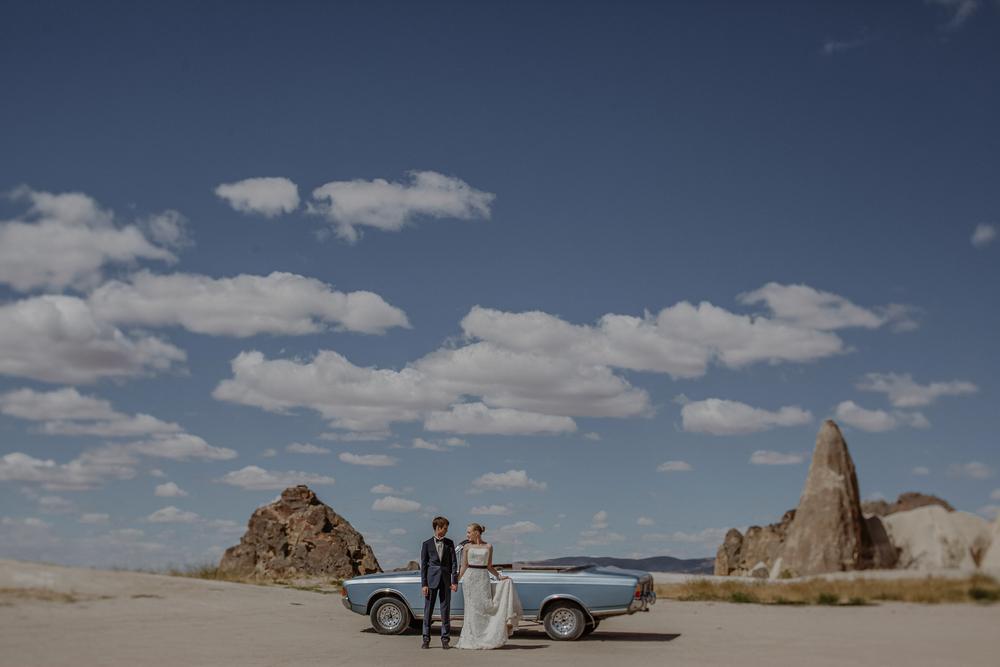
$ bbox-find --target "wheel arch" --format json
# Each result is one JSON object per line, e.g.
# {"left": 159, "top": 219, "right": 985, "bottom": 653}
{"left": 538, "top": 594, "right": 594, "bottom": 624}
{"left": 365, "top": 588, "right": 409, "bottom": 615}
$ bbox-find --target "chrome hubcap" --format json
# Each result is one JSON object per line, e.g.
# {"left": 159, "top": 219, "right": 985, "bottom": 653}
{"left": 377, "top": 603, "right": 403, "bottom": 629}
{"left": 552, "top": 609, "right": 577, "bottom": 636}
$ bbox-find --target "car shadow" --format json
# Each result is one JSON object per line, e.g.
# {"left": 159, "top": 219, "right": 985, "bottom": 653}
{"left": 512, "top": 629, "right": 681, "bottom": 643}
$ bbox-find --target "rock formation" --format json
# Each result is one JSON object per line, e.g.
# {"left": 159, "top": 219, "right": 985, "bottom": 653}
{"left": 882, "top": 505, "right": 992, "bottom": 571}
{"left": 862, "top": 492, "right": 955, "bottom": 517}
{"left": 714, "top": 510, "right": 795, "bottom": 577}
{"left": 219, "top": 485, "right": 380, "bottom": 579}
{"left": 980, "top": 513, "right": 1000, "bottom": 572}
{"left": 778, "top": 420, "right": 892, "bottom": 576}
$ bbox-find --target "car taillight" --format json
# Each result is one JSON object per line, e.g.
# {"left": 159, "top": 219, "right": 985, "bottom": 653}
{"left": 634, "top": 584, "right": 642, "bottom": 599}
{"left": 341, "top": 587, "right": 349, "bottom": 598}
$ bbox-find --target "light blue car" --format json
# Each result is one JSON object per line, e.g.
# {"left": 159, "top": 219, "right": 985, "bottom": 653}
{"left": 341, "top": 564, "right": 656, "bottom": 641}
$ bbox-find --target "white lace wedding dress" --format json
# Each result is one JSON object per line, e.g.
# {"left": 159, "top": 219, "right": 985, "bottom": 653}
{"left": 455, "top": 545, "right": 522, "bottom": 650}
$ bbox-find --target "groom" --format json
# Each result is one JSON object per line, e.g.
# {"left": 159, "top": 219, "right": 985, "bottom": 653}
{"left": 420, "top": 516, "right": 458, "bottom": 649}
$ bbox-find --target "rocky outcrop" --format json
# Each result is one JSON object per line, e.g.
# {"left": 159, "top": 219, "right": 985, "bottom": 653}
{"left": 219, "top": 485, "right": 380, "bottom": 579}
{"left": 980, "top": 514, "right": 1000, "bottom": 572}
{"left": 779, "top": 420, "right": 892, "bottom": 576}
{"left": 391, "top": 560, "right": 420, "bottom": 572}
{"left": 862, "top": 492, "right": 955, "bottom": 517}
{"left": 882, "top": 506, "right": 992, "bottom": 571}
{"left": 714, "top": 510, "right": 795, "bottom": 577}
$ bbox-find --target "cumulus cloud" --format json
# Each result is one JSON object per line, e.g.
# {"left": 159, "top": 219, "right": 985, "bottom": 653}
{"left": 857, "top": 373, "right": 978, "bottom": 408}
{"left": 285, "top": 442, "right": 331, "bottom": 455}
{"left": 370, "top": 484, "right": 398, "bottom": 494}
{"left": 470, "top": 504, "right": 512, "bottom": 516}
{"left": 309, "top": 170, "right": 494, "bottom": 242}
{"left": 912, "top": 466, "right": 931, "bottom": 476}
{"left": 78, "top": 513, "right": 110, "bottom": 524}
{"left": 0, "top": 448, "right": 137, "bottom": 491}
{"left": 948, "top": 462, "right": 993, "bottom": 480}
{"left": 0, "top": 387, "right": 181, "bottom": 437}
{"left": 147, "top": 506, "right": 200, "bottom": 523}
{"left": 154, "top": 482, "right": 188, "bottom": 497}
{"left": 0, "top": 187, "right": 178, "bottom": 291}
{"left": 0, "top": 295, "right": 186, "bottom": 384}
{"left": 971, "top": 223, "right": 996, "bottom": 248}
{"left": 657, "top": 460, "right": 693, "bottom": 472}
{"left": 496, "top": 520, "right": 542, "bottom": 534}
{"left": 218, "top": 465, "right": 335, "bottom": 490}
{"left": 215, "top": 177, "right": 300, "bottom": 217}
{"left": 750, "top": 450, "right": 805, "bottom": 465}
{"left": 738, "top": 283, "right": 917, "bottom": 332}
{"left": 338, "top": 452, "right": 397, "bottom": 467}
{"left": 681, "top": 398, "right": 813, "bottom": 435}
{"left": 424, "top": 402, "right": 577, "bottom": 435}
{"left": 470, "top": 469, "right": 546, "bottom": 492}
{"left": 637, "top": 517, "right": 655, "bottom": 526}
{"left": 89, "top": 271, "right": 409, "bottom": 336}
{"left": 141, "top": 210, "right": 191, "bottom": 249}
{"left": 412, "top": 437, "right": 468, "bottom": 451}
{"left": 125, "top": 434, "right": 237, "bottom": 461}
{"left": 591, "top": 510, "right": 609, "bottom": 529}
{"left": 372, "top": 496, "right": 421, "bottom": 512}
{"left": 834, "top": 400, "right": 930, "bottom": 432}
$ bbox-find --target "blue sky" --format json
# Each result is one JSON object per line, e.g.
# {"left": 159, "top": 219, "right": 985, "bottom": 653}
{"left": 1, "top": 1, "right": 998, "bottom": 569}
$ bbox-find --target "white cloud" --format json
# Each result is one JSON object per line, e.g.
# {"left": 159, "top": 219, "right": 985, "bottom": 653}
{"left": 389, "top": 528, "right": 407, "bottom": 535}
{"left": 821, "top": 31, "right": 872, "bottom": 56}
{"left": 591, "top": 510, "right": 609, "bottom": 529}
{"left": 657, "top": 460, "right": 693, "bottom": 473}
{"left": 149, "top": 468, "right": 166, "bottom": 477}
{"left": 0, "top": 387, "right": 182, "bottom": 437}
{"left": 89, "top": 271, "right": 409, "bottom": 337}
{"left": 286, "top": 442, "right": 331, "bottom": 455}
{"left": 0, "top": 448, "right": 137, "bottom": 491}
{"left": 0, "top": 295, "right": 186, "bottom": 384}
{"left": 583, "top": 432, "right": 601, "bottom": 441}
{"left": 309, "top": 170, "right": 494, "bottom": 242}
{"left": 37, "top": 495, "right": 76, "bottom": 514}
{"left": 78, "top": 513, "right": 110, "bottom": 524}
{"left": 681, "top": 398, "right": 813, "bottom": 435}
{"left": 496, "top": 520, "right": 542, "bottom": 534}
{"left": 215, "top": 177, "right": 300, "bottom": 217}
{"left": 126, "top": 434, "right": 237, "bottom": 461}
{"left": 470, "top": 504, "right": 512, "bottom": 516}
{"left": 912, "top": 466, "right": 931, "bottom": 476}
{"left": 370, "top": 484, "right": 398, "bottom": 494}
{"left": 578, "top": 529, "right": 625, "bottom": 546}
{"left": 412, "top": 437, "right": 466, "bottom": 451}
{"left": 470, "top": 469, "right": 547, "bottom": 492}
{"left": 154, "top": 482, "right": 188, "bottom": 497}
{"left": 636, "top": 517, "right": 655, "bottom": 526}
{"left": 338, "top": 452, "right": 397, "bottom": 467}
{"left": 320, "top": 431, "right": 390, "bottom": 442}
{"left": 372, "top": 496, "right": 421, "bottom": 512}
{"left": 655, "top": 527, "right": 728, "bottom": 545}
{"left": 737, "top": 283, "right": 917, "bottom": 333}
{"left": 0, "top": 187, "right": 177, "bottom": 291}
{"left": 971, "top": 223, "right": 996, "bottom": 248}
{"left": 948, "top": 462, "right": 993, "bottom": 480}
{"left": 424, "top": 402, "right": 576, "bottom": 435}
{"left": 218, "top": 465, "right": 335, "bottom": 490}
{"left": 857, "top": 373, "right": 977, "bottom": 408}
{"left": 927, "top": 0, "right": 981, "bottom": 31}
{"left": 142, "top": 210, "right": 191, "bottom": 249}
{"left": 834, "top": 400, "right": 930, "bottom": 433}
{"left": 147, "top": 506, "right": 200, "bottom": 523}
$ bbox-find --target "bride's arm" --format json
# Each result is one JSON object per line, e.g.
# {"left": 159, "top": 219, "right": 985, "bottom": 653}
{"left": 486, "top": 545, "right": 508, "bottom": 580}
{"left": 458, "top": 542, "right": 468, "bottom": 581}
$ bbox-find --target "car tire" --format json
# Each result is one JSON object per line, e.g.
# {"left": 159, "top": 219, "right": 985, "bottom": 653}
{"left": 370, "top": 597, "right": 411, "bottom": 635}
{"left": 581, "top": 618, "right": 600, "bottom": 637}
{"left": 543, "top": 602, "right": 586, "bottom": 641}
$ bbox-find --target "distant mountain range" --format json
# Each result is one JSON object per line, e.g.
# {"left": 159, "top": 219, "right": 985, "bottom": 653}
{"left": 527, "top": 555, "right": 714, "bottom": 574}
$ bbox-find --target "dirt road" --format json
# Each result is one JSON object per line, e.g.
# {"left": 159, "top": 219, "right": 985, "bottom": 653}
{"left": 1, "top": 560, "right": 995, "bottom": 667}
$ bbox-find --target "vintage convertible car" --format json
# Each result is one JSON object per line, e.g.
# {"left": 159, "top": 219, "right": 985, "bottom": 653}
{"left": 341, "top": 563, "right": 655, "bottom": 641}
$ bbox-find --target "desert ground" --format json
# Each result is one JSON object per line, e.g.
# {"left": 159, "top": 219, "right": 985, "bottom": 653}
{"left": 2, "top": 559, "right": 997, "bottom": 667}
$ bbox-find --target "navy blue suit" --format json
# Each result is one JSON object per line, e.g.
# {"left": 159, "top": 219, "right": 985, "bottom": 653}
{"left": 420, "top": 536, "right": 458, "bottom": 642}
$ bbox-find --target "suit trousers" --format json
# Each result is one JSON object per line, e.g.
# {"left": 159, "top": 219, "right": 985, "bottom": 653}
{"left": 422, "top": 583, "right": 452, "bottom": 641}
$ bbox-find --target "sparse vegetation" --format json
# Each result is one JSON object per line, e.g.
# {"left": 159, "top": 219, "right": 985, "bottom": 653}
{"left": 656, "top": 574, "right": 1000, "bottom": 606}
{"left": 164, "top": 563, "right": 342, "bottom": 593}
{"left": 0, "top": 588, "right": 82, "bottom": 605}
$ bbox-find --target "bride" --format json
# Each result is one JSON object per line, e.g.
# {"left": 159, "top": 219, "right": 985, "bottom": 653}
{"left": 455, "top": 522, "right": 523, "bottom": 650}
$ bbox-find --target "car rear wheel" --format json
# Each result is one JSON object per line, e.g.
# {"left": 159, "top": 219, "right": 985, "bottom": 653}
{"left": 543, "top": 602, "right": 586, "bottom": 641}
{"left": 370, "top": 597, "right": 411, "bottom": 635}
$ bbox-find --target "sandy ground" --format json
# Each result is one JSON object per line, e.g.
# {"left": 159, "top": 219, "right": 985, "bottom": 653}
{"left": 2, "top": 559, "right": 998, "bottom": 667}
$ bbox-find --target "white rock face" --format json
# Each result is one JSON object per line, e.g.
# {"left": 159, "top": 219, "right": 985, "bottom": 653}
{"left": 979, "top": 514, "right": 1000, "bottom": 572}
{"left": 882, "top": 506, "right": 992, "bottom": 571}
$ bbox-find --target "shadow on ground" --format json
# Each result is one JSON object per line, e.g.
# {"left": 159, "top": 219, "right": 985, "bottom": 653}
{"left": 361, "top": 627, "right": 680, "bottom": 643}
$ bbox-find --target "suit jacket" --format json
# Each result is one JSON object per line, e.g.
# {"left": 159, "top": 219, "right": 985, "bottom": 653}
{"left": 420, "top": 537, "right": 458, "bottom": 589}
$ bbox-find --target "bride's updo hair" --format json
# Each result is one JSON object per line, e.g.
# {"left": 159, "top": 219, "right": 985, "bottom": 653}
{"left": 468, "top": 522, "right": 486, "bottom": 535}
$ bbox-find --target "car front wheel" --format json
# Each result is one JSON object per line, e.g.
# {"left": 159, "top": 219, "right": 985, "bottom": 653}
{"left": 543, "top": 602, "right": 586, "bottom": 641}
{"left": 370, "top": 597, "right": 411, "bottom": 635}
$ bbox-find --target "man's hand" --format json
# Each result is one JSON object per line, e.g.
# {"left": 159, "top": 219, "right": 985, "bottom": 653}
{"left": 450, "top": 584, "right": 458, "bottom": 592}
{"left": 422, "top": 586, "right": 429, "bottom": 598}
